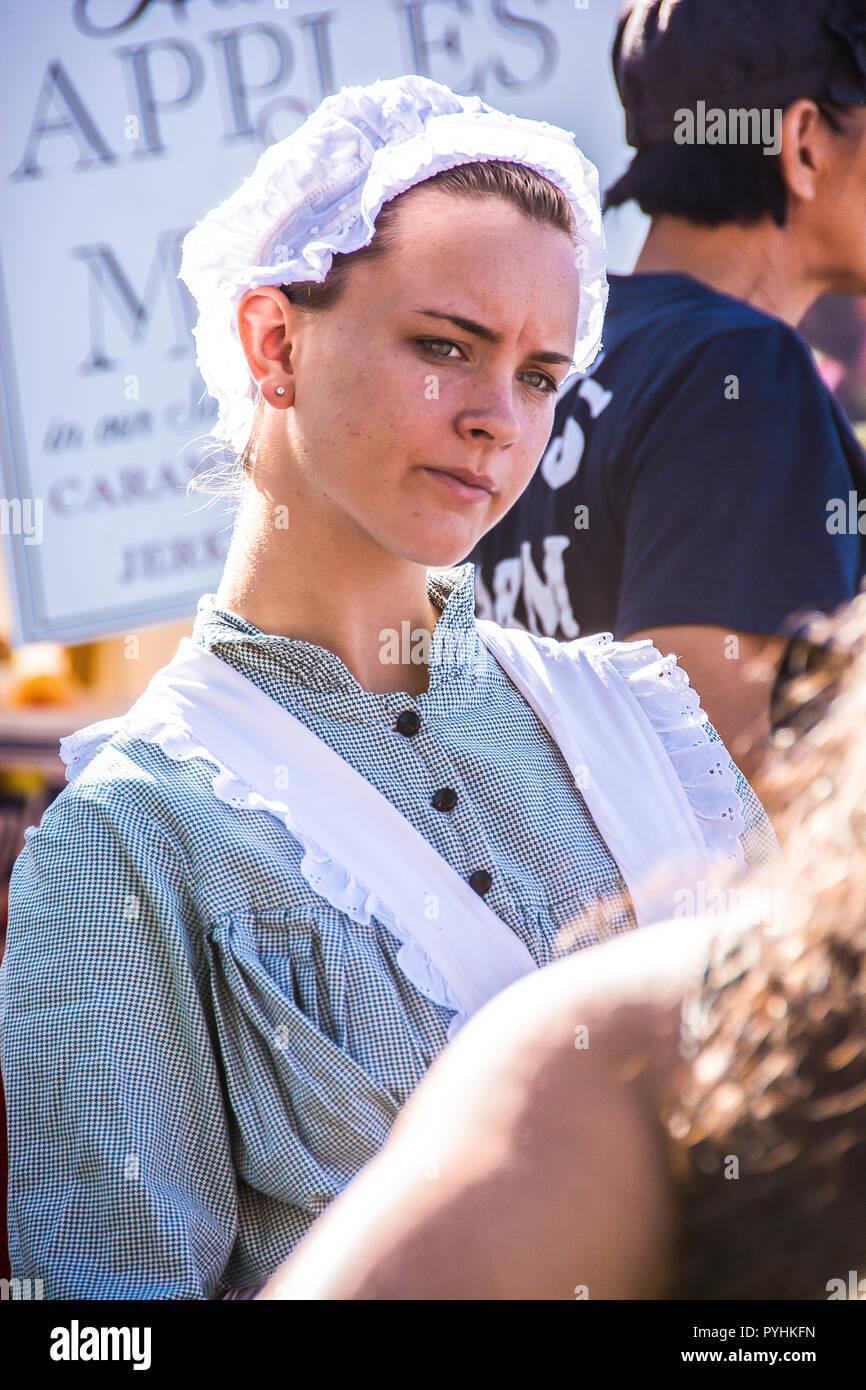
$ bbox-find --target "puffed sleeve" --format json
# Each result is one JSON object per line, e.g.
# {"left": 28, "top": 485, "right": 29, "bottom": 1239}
{"left": 0, "top": 787, "right": 238, "bottom": 1298}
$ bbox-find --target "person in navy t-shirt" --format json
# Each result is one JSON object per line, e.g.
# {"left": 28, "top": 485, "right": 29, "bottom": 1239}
{"left": 470, "top": 0, "right": 866, "bottom": 779}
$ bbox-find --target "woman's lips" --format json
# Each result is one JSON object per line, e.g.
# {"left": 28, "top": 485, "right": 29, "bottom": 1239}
{"left": 422, "top": 467, "right": 493, "bottom": 502}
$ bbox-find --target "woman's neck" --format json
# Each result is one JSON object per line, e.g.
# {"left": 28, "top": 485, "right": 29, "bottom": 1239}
{"left": 214, "top": 486, "right": 443, "bottom": 696}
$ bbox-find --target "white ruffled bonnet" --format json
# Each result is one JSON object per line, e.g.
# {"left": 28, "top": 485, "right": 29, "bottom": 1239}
{"left": 178, "top": 73, "right": 608, "bottom": 458}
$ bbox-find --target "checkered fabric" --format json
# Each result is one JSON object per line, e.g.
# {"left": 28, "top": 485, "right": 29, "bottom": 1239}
{"left": 0, "top": 563, "right": 777, "bottom": 1298}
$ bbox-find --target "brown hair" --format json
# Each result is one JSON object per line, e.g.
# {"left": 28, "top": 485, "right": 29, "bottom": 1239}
{"left": 660, "top": 589, "right": 866, "bottom": 1298}
{"left": 186, "top": 159, "right": 577, "bottom": 508}
{"left": 604, "top": 98, "right": 863, "bottom": 230}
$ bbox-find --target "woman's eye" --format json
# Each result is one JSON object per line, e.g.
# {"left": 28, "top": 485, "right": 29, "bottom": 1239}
{"left": 523, "top": 370, "right": 558, "bottom": 395}
{"left": 418, "top": 338, "right": 462, "bottom": 359}
{"left": 417, "top": 339, "right": 556, "bottom": 395}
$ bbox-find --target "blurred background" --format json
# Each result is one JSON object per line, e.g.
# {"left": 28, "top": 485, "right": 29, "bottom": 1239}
{"left": 0, "top": 0, "right": 864, "bottom": 971}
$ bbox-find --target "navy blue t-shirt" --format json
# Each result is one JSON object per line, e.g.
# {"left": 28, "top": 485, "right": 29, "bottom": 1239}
{"left": 469, "top": 272, "right": 866, "bottom": 643}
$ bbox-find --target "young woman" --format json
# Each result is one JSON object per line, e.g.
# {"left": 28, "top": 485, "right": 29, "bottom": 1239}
{"left": 0, "top": 75, "right": 776, "bottom": 1300}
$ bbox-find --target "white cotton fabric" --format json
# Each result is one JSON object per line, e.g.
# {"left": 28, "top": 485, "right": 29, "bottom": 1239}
{"left": 178, "top": 73, "right": 608, "bottom": 457}
{"left": 60, "top": 627, "right": 744, "bottom": 1038}
{"left": 477, "top": 623, "right": 746, "bottom": 922}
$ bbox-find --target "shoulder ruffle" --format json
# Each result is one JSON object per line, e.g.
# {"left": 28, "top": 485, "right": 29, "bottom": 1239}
{"left": 560, "top": 633, "right": 746, "bottom": 863}
{"left": 59, "top": 717, "right": 127, "bottom": 782}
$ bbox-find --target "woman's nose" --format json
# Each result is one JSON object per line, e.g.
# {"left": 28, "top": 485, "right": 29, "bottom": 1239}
{"left": 454, "top": 377, "right": 522, "bottom": 449}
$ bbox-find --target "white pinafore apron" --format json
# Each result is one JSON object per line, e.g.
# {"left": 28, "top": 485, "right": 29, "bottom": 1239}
{"left": 59, "top": 622, "right": 745, "bottom": 1037}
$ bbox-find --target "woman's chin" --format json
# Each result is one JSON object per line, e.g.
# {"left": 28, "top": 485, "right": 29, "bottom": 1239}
{"left": 403, "top": 542, "right": 478, "bottom": 570}
{"left": 392, "top": 523, "right": 486, "bottom": 571}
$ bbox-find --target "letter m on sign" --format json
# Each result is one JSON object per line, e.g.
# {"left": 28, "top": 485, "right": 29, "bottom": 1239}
{"left": 72, "top": 232, "right": 195, "bottom": 373}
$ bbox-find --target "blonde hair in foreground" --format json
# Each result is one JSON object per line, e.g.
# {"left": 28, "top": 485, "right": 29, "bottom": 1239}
{"left": 659, "top": 588, "right": 866, "bottom": 1299}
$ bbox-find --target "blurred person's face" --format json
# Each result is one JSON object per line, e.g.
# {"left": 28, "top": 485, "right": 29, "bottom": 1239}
{"left": 243, "top": 188, "right": 581, "bottom": 569}
{"left": 802, "top": 105, "right": 866, "bottom": 295}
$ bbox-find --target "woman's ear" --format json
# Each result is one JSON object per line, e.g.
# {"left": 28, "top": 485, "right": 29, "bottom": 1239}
{"left": 236, "top": 286, "right": 294, "bottom": 404}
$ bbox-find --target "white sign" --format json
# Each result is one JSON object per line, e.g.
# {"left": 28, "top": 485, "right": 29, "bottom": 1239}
{"left": 0, "top": 0, "right": 636, "bottom": 643}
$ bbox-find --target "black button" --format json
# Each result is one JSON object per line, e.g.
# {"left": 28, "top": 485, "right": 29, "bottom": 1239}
{"left": 394, "top": 710, "right": 421, "bottom": 737}
{"left": 431, "top": 787, "right": 458, "bottom": 813}
{"left": 468, "top": 869, "right": 493, "bottom": 896}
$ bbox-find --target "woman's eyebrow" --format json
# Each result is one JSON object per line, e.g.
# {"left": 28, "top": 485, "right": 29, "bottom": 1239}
{"left": 411, "top": 308, "right": 575, "bottom": 367}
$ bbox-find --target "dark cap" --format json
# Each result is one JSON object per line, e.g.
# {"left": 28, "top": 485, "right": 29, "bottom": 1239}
{"left": 614, "top": 0, "right": 866, "bottom": 149}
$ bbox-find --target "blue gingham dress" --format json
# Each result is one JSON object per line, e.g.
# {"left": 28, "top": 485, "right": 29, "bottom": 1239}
{"left": 0, "top": 563, "right": 777, "bottom": 1298}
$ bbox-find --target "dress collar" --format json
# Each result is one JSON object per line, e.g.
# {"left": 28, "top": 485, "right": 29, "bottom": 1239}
{"left": 191, "top": 563, "right": 479, "bottom": 696}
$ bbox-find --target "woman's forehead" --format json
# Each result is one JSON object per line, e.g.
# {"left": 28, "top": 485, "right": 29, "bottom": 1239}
{"left": 366, "top": 215, "right": 581, "bottom": 341}
{"left": 369, "top": 196, "right": 578, "bottom": 289}
{"left": 387, "top": 184, "right": 574, "bottom": 249}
